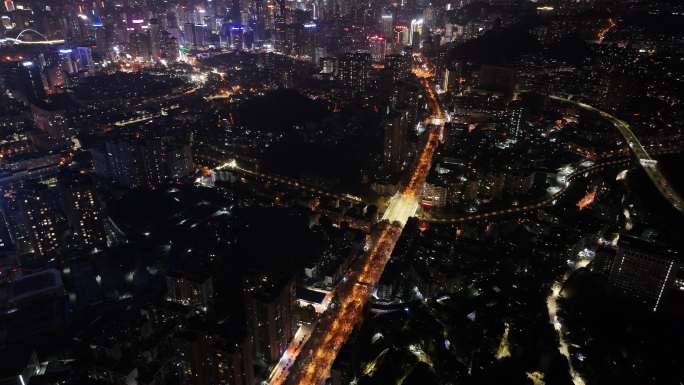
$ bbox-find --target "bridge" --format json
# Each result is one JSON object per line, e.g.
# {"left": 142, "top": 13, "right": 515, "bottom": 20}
{"left": 211, "top": 159, "right": 365, "bottom": 205}
{"left": 0, "top": 29, "right": 65, "bottom": 45}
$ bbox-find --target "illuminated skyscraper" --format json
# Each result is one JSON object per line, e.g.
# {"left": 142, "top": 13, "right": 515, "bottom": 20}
{"left": 385, "top": 53, "right": 411, "bottom": 82}
{"left": 58, "top": 170, "right": 106, "bottom": 249}
{"left": 383, "top": 110, "right": 410, "bottom": 173}
{"left": 409, "top": 18, "right": 423, "bottom": 47}
{"left": 159, "top": 30, "right": 180, "bottom": 61}
{"left": 149, "top": 18, "right": 161, "bottom": 60}
{"left": 175, "top": 326, "right": 255, "bottom": 385}
{"left": 102, "top": 135, "right": 192, "bottom": 190}
{"left": 166, "top": 271, "right": 214, "bottom": 310}
{"left": 608, "top": 235, "right": 680, "bottom": 312}
{"left": 301, "top": 22, "right": 318, "bottom": 60}
{"left": 508, "top": 107, "right": 523, "bottom": 142}
{"left": 243, "top": 271, "right": 295, "bottom": 364}
{"left": 16, "top": 60, "right": 47, "bottom": 102}
{"left": 76, "top": 46, "right": 94, "bottom": 70}
{"left": 337, "top": 52, "right": 371, "bottom": 89}
{"left": 381, "top": 14, "right": 393, "bottom": 39}
{"left": 368, "top": 34, "right": 386, "bottom": 63}
{"left": 19, "top": 183, "right": 60, "bottom": 256}
{"left": 252, "top": 0, "right": 265, "bottom": 41}
{"left": 0, "top": 189, "right": 30, "bottom": 254}
{"left": 129, "top": 31, "right": 150, "bottom": 59}
{"left": 394, "top": 24, "right": 410, "bottom": 45}
{"left": 320, "top": 56, "right": 337, "bottom": 77}
{"left": 30, "top": 102, "right": 71, "bottom": 150}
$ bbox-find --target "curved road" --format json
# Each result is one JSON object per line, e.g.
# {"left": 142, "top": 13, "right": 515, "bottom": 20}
{"left": 549, "top": 95, "right": 684, "bottom": 214}
{"left": 421, "top": 158, "right": 632, "bottom": 223}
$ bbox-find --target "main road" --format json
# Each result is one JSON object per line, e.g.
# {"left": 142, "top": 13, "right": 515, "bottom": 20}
{"left": 284, "top": 55, "right": 444, "bottom": 385}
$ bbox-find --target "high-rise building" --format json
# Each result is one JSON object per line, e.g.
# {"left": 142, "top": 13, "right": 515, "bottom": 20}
{"left": 230, "top": 24, "right": 244, "bottom": 50}
{"left": 129, "top": 31, "right": 150, "bottom": 59}
{"left": 1, "top": 269, "right": 66, "bottom": 341}
{"left": 75, "top": 46, "right": 94, "bottom": 70}
{"left": 166, "top": 271, "right": 214, "bottom": 311}
{"left": 384, "top": 53, "right": 411, "bottom": 82}
{"left": 166, "top": 11, "right": 181, "bottom": 40}
{"left": 58, "top": 170, "right": 106, "bottom": 249}
{"left": 225, "top": 0, "right": 244, "bottom": 50}
{"left": 16, "top": 61, "right": 47, "bottom": 102}
{"left": 159, "top": 30, "right": 180, "bottom": 62}
{"left": 320, "top": 56, "right": 337, "bottom": 75}
{"left": 608, "top": 235, "right": 680, "bottom": 311}
{"left": 93, "top": 22, "right": 110, "bottom": 58}
{"left": 394, "top": 24, "right": 410, "bottom": 45}
{"left": 167, "top": 139, "right": 194, "bottom": 180}
{"left": 243, "top": 271, "right": 295, "bottom": 364}
{"left": 149, "top": 18, "right": 161, "bottom": 60}
{"left": 30, "top": 103, "right": 71, "bottom": 150}
{"left": 301, "top": 22, "right": 318, "bottom": 60}
{"left": 422, "top": 6, "right": 435, "bottom": 30}
{"left": 507, "top": 107, "right": 523, "bottom": 142}
{"left": 102, "top": 138, "right": 141, "bottom": 188}
{"left": 383, "top": 110, "right": 410, "bottom": 173}
{"left": 409, "top": 18, "right": 424, "bottom": 47}
{"left": 57, "top": 49, "right": 77, "bottom": 76}
{"left": 0, "top": 189, "right": 30, "bottom": 254}
{"left": 184, "top": 22, "right": 207, "bottom": 49}
{"left": 175, "top": 328, "right": 254, "bottom": 385}
{"left": 18, "top": 182, "right": 61, "bottom": 256}
{"left": 337, "top": 52, "right": 371, "bottom": 89}
{"left": 141, "top": 138, "right": 168, "bottom": 188}
{"left": 252, "top": 0, "right": 266, "bottom": 41}
{"left": 101, "top": 135, "right": 193, "bottom": 190}
{"left": 368, "top": 34, "right": 386, "bottom": 63}
{"left": 381, "top": 14, "right": 393, "bottom": 39}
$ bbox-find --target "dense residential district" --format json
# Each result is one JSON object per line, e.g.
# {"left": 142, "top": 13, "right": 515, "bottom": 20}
{"left": 0, "top": 0, "right": 683, "bottom": 384}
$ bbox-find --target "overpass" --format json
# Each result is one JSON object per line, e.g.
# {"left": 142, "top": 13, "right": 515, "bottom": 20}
{"left": 212, "top": 159, "right": 365, "bottom": 205}
{"left": 549, "top": 95, "right": 684, "bottom": 214}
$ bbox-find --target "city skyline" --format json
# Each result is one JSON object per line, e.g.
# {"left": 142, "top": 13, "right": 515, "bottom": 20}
{"left": 0, "top": 0, "right": 683, "bottom": 385}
